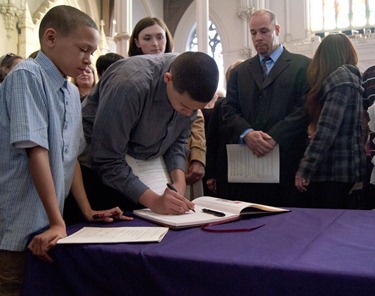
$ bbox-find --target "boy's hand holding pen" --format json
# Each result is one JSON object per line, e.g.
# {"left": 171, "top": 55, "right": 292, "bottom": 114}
{"left": 167, "top": 183, "right": 195, "bottom": 213}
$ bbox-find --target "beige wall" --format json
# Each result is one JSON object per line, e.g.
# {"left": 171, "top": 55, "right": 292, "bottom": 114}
{"left": 0, "top": 0, "right": 100, "bottom": 58}
{"left": 1, "top": 0, "right": 374, "bottom": 72}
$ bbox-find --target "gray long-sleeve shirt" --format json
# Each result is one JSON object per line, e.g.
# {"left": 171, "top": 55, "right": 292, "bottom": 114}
{"left": 80, "top": 53, "right": 196, "bottom": 203}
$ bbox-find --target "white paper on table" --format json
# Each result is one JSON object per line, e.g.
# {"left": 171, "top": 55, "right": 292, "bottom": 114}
{"left": 57, "top": 227, "right": 169, "bottom": 244}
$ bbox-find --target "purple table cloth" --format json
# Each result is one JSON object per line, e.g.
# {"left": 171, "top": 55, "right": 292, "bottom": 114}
{"left": 21, "top": 208, "right": 375, "bottom": 296}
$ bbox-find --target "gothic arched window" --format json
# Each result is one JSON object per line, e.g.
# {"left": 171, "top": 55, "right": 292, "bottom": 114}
{"left": 189, "top": 20, "right": 224, "bottom": 89}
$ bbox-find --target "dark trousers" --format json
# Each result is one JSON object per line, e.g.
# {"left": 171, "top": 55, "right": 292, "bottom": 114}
{"left": 0, "top": 250, "right": 26, "bottom": 296}
{"left": 63, "top": 165, "right": 143, "bottom": 225}
{"left": 359, "top": 156, "right": 375, "bottom": 209}
{"left": 308, "top": 181, "right": 355, "bottom": 209}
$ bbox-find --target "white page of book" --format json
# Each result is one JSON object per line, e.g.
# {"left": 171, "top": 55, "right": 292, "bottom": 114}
{"left": 125, "top": 155, "right": 171, "bottom": 195}
{"left": 226, "top": 144, "right": 279, "bottom": 183}
{"left": 194, "top": 196, "right": 286, "bottom": 213}
{"left": 57, "top": 227, "right": 169, "bottom": 244}
{"left": 133, "top": 196, "right": 289, "bottom": 228}
{"left": 134, "top": 207, "right": 238, "bottom": 228}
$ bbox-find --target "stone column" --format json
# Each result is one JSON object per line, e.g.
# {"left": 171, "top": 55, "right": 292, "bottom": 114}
{"left": 0, "top": 0, "right": 20, "bottom": 40}
{"left": 17, "top": 1, "right": 35, "bottom": 58}
{"left": 284, "top": 0, "right": 293, "bottom": 42}
{"left": 113, "top": 0, "right": 132, "bottom": 57}
{"left": 195, "top": 0, "right": 209, "bottom": 53}
{"left": 237, "top": 0, "right": 254, "bottom": 59}
{"left": 99, "top": 20, "right": 109, "bottom": 54}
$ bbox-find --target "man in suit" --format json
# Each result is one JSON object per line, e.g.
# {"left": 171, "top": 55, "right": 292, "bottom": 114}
{"left": 222, "top": 9, "right": 311, "bottom": 207}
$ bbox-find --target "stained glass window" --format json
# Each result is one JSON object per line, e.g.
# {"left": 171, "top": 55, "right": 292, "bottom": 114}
{"left": 336, "top": 0, "right": 350, "bottom": 29}
{"left": 352, "top": 0, "right": 366, "bottom": 27}
{"left": 368, "top": 0, "right": 375, "bottom": 25}
{"left": 323, "top": 0, "right": 336, "bottom": 30}
{"left": 310, "top": 0, "right": 374, "bottom": 33}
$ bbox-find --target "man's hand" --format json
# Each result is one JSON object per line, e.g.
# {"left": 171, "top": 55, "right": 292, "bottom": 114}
{"left": 186, "top": 161, "right": 205, "bottom": 185}
{"left": 206, "top": 178, "right": 217, "bottom": 193}
{"left": 243, "top": 130, "right": 276, "bottom": 156}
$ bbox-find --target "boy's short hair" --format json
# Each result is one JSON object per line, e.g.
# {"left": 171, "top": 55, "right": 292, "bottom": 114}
{"left": 171, "top": 51, "right": 218, "bottom": 103}
{"left": 39, "top": 5, "right": 98, "bottom": 41}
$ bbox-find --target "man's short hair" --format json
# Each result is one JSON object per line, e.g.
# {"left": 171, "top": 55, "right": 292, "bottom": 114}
{"left": 171, "top": 51, "right": 219, "bottom": 103}
{"left": 250, "top": 9, "right": 278, "bottom": 26}
{"left": 39, "top": 5, "right": 98, "bottom": 41}
{"left": 96, "top": 53, "right": 124, "bottom": 78}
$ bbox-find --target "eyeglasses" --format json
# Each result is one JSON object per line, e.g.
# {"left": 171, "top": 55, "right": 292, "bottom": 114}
{"left": 1, "top": 53, "right": 16, "bottom": 66}
{"left": 3, "top": 53, "right": 15, "bottom": 62}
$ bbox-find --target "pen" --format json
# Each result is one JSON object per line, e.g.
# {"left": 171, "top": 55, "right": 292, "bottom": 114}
{"left": 92, "top": 212, "right": 120, "bottom": 220}
{"left": 166, "top": 183, "right": 195, "bottom": 212}
{"left": 166, "top": 183, "right": 178, "bottom": 192}
{"left": 202, "top": 208, "right": 226, "bottom": 217}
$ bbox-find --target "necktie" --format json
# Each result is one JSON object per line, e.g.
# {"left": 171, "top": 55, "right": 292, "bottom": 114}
{"left": 261, "top": 56, "right": 270, "bottom": 80}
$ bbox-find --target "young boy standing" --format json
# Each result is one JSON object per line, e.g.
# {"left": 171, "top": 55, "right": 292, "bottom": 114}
{"left": 0, "top": 6, "right": 130, "bottom": 295}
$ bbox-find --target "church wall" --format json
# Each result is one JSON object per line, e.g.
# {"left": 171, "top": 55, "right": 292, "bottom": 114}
{"left": 0, "top": 0, "right": 374, "bottom": 73}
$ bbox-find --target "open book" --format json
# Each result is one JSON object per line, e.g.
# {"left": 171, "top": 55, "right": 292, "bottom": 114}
{"left": 133, "top": 196, "right": 289, "bottom": 229}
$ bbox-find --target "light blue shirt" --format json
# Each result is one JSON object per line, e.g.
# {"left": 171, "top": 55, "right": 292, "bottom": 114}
{"left": 0, "top": 52, "right": 84, "bottom": 251}
{"left": 259, "top": 44, "right": 284, "bottom": 75}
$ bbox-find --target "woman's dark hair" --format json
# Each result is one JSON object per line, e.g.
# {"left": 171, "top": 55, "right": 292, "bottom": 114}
{"left": 305, "top": 33, "right": 358, "bottom": 131}
{"left": 128, "top": 17, "right": 173, "bottom": 57}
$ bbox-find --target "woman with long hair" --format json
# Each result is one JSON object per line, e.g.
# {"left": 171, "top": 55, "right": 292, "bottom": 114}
{"left": 128, "top": 17, "right": 173, "bottom": 57}
{"left": 295, "top": 33, "right": 366, "bottom": 209}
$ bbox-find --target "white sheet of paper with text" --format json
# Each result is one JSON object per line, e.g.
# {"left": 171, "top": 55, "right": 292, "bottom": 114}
{"left": 226, "top": 144, "right": 280, "bottom": 183}
{"left": 57, "top": 227, "right": 169, "bottom": 244}
{"left": 125, "top": 155, "right": 171, "bottom": 195}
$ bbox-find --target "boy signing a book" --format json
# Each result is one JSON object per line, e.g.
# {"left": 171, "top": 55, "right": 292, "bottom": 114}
{"left": 0, "top": 6, "right": 131, "bottom": 295}
{"left": 72, "top": 51, "right": 219, "bottom": 218}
